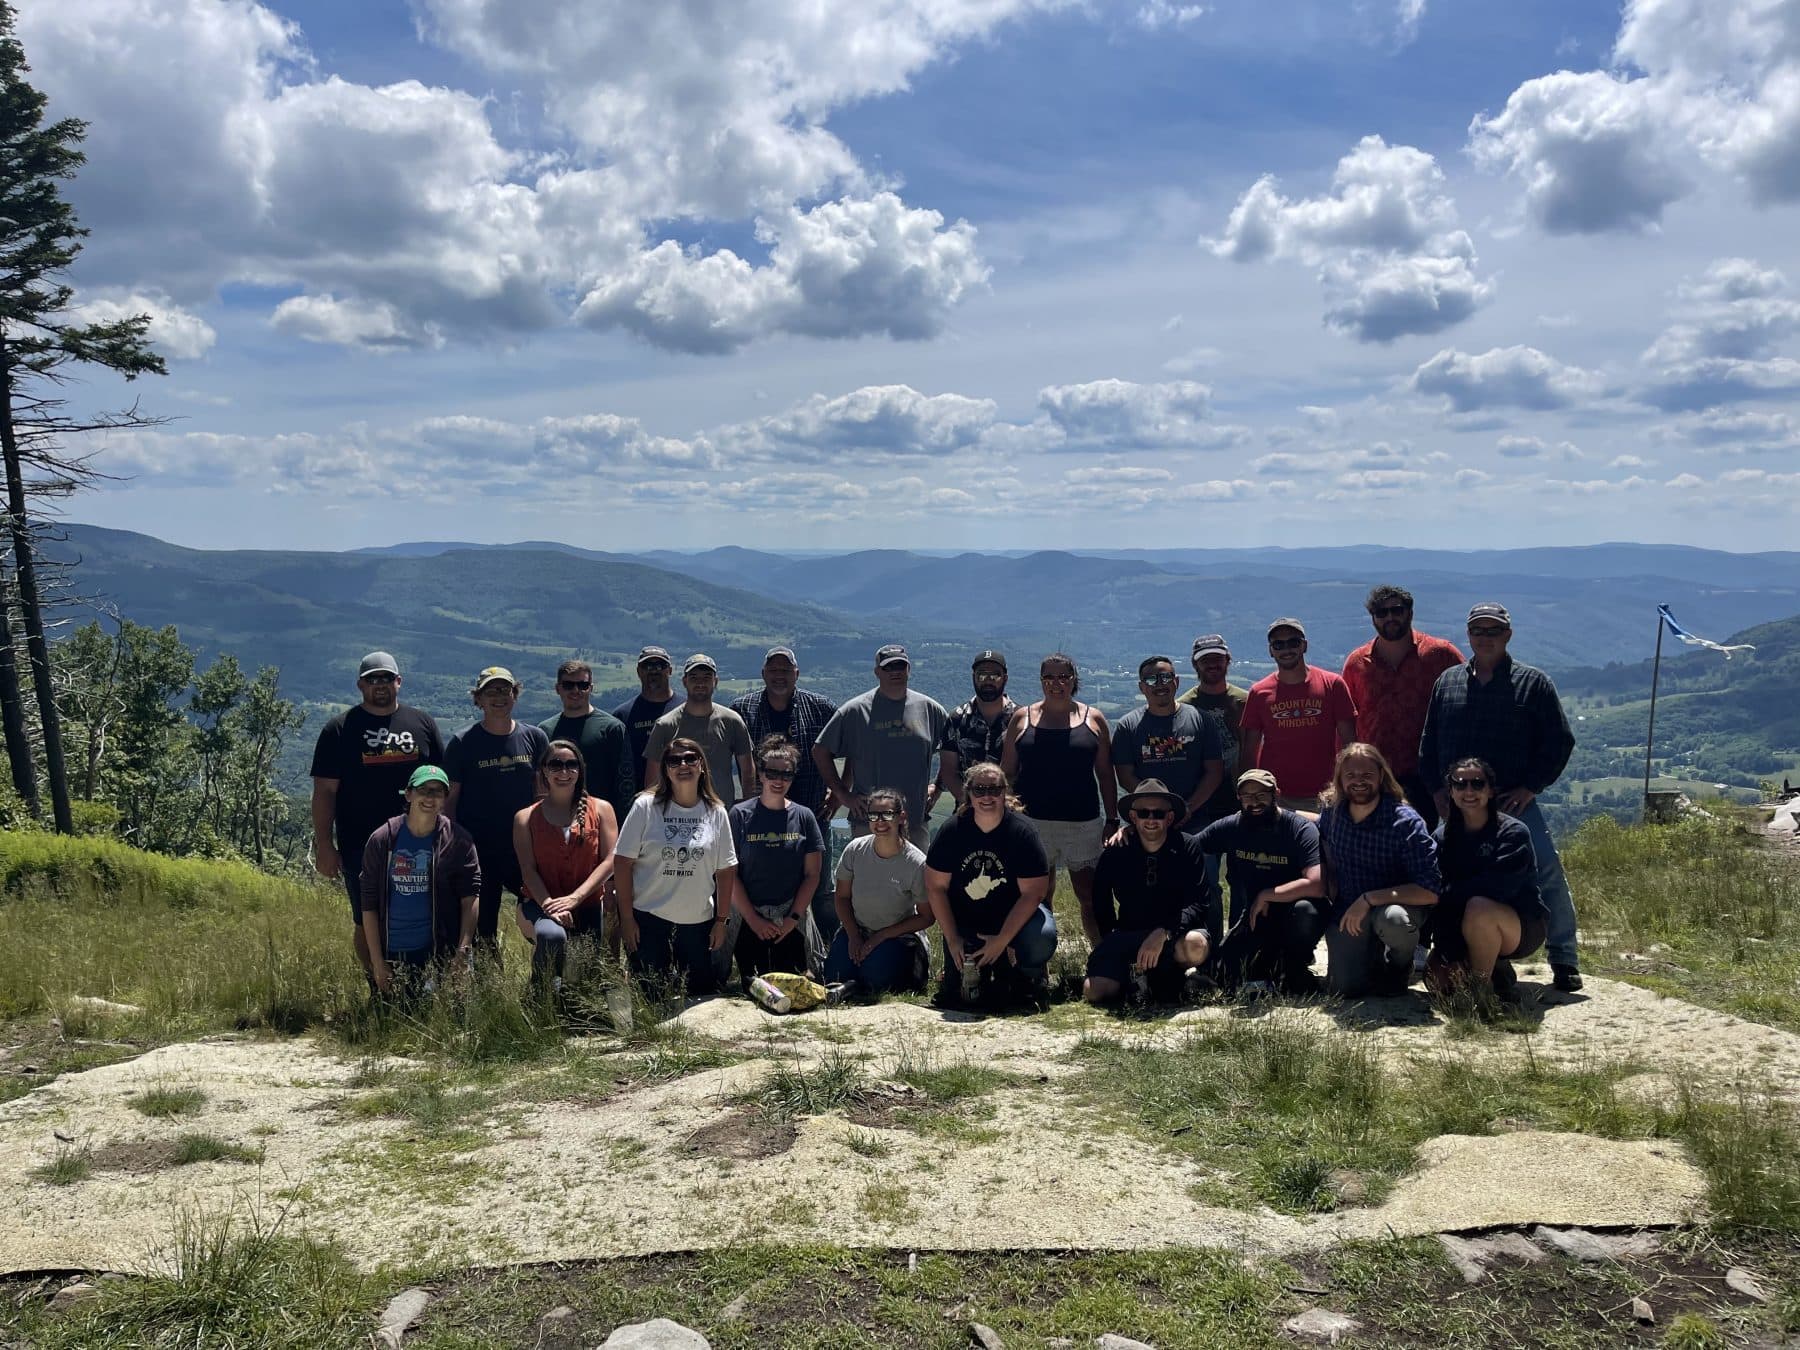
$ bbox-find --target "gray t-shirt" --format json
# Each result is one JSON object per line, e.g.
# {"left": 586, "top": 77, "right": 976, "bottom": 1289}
{"left": 833, "top": 834, "right": 928, "bottom": 931}
{"left": 1111, "top": 704, "right": 1222, "bottom": 803}
{"left": 645, "top": 705, "right": 754, "bottom": 801}
{"left": 816, "top": 689, "right": 948, "bottom": 833}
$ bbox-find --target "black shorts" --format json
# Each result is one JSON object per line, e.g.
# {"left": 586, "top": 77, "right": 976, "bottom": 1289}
{"left": 341, "top": 851, "right": 364, "bottom": 920}
{"left": 1086, "top": 929, "right": 1188, "bottom": 999}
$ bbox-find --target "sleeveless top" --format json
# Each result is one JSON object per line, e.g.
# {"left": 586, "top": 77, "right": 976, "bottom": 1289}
{"left": 527, "top": 797, "right": 608, "bottom": 898}
{"left": 1014, "top": 704, "right": 1101, "bottom": 822}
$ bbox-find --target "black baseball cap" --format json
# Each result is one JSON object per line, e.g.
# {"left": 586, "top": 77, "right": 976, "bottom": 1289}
{"left": 971, "top": 650, "right": 1007, "bottom": 671}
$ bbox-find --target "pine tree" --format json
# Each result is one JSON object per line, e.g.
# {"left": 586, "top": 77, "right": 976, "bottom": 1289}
{"left": 0, "top": 1, "right": 166, "bottom": 831}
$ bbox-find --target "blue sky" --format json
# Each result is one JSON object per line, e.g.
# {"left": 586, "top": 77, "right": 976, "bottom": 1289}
{"left": 21, "top": 0, "right": 1800, "bottom": 553}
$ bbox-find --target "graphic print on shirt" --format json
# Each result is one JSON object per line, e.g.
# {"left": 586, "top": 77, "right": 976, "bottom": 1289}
{"left": 1142, "top": 730, "right": 1193, "bottom": 759}
{"left": 658, "top": 816, "right": 706, "bottom": 880}
{"left": 362, "top": 725, "right": 423, "bottom": 767}
{"left": 963, "top": 852, "right": 1006, "bottom": 900}
{"left": 390, "top": 844, "right": 431, "bottom": 896}
{"left": 1267, "top": 695, "right": 1326, "bottom": 726}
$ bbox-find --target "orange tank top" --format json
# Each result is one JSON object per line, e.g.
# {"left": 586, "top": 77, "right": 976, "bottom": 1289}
{"left": 527, "top": 797, "right": 607, "bottom": 897}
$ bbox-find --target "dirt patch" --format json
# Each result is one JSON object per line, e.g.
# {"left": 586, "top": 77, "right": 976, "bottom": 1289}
{"left": 682, "top": 1107, "right": 797, "bottom": 1160}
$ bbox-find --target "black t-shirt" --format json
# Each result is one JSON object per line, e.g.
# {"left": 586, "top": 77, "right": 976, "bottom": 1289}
{"left": 924, "top": 810, "right": 1049, "bottom": 930}
{"left": 309, "top": 704, "right": 443, "bottom": 855}
{"left": 1092, "top": 831, "right": 1220, "bottom": 942}
{"left": 1194, "top": 809, "right": 1321, "bottom": 918}
{"left": 612, "top": 693, "right": 681, "bottom": 787}
{"left": 540, "top": 709, "right": 636, "bottom": 824}
{"left": 729, "top": 799, "right": 823, "bottom": 907}
{"left": 444, "top": 721, "right": 549, "bottom": 842}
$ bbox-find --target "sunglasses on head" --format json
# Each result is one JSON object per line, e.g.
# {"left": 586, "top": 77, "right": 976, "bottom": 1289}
{"left": 559, "top": 679, "right": 592, "bottom": 691}
{"left": 1131, "top": 808, "right": 1173, "bottom": 821}
{"left": 666, "top": 753, "right": 702, "bottom": 768}
{"left": 968, "top": 784, "right": 1005, "bottom": 798}
{"left": 1450, "top": 776, "right": 1488, "bottom": 790}
{"left": 545, "top": 758, "right": 580, "bottom": 773}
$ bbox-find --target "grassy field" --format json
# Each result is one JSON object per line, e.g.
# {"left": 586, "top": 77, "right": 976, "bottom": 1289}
{"left": 2, "top": 815, "right": 1800, "bottom": 1346}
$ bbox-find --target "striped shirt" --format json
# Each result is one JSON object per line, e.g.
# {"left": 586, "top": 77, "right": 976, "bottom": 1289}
{"left": 730, "top": 687, "right": 839, "bottom": 819}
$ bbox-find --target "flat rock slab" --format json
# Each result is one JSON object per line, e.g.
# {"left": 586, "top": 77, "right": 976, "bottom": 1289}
{"left": 601, "top": 1319, "right": 711, "bottom": 1348}
{"left": 0, "top": 976, "right": 1762, "bottom": 1274}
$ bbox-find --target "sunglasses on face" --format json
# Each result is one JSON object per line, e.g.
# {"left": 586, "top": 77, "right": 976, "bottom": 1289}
{"left": 867, "top": 809, "right": 899, "bottom": 822}
{"left": 1269, "top": 638, "right": 1304, "bottom": 651}
{"left": 640, "top": 662, "right": 671, "bottom": 674}
{"left": 361, "top": 673, "right": 397, "bottom": 685}
{"left": 1132, "top": 808, "right": 1173, "bottom": 821}
{"left": 559, "top": 680, "right": 592, "bottom": 691}
{"left": 666, "top": 753, "right": 702, "bottom": 768}
{"left": 1142, "top": 673, "right": 1177, "bottom": 686}
{"left": 545, "top": 759, "right": 581, "bottom": 773}
{"left": 759, "top": 764, "right": 796, "bottom": 780}
{"left": 412, "top": 785, "right": 448, "bottom": 799}
{"left": 1372, "top": 605, "right": 1410, "bottom": 618}
{"left": 479, "top": 685, "right": 514, "bottom": 697}
{"left": 1450, "top": 776, "right": 1488, "bottom": 790}
{"left": 1468, "top": 627, "right": 1507, "bottom": 639}
{"left": 968, "top": 784, "right": 1005, "bottom": 798}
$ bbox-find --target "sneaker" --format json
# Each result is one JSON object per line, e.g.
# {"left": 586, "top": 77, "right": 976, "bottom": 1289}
{"left": 1412, "top": 945, "right": 1430, "bottom": 976}
{"left": 1129, "top": 967, "right": 1152, "bottom": 1004}
{"left": 1240, "top": 979, "right": 1276, "bottom": 1000}
{"left": 824, "top": 981, "right": 854, "bottom": 1007}
{"left": 1023, "top": 973, "right": 1052, "bottom": 1012}
{"left": 1182, "top": 967, "right": 1220, "bottom": 1003}
{"left": 1551, "top": 963, "right": 1584, "bottom": 993}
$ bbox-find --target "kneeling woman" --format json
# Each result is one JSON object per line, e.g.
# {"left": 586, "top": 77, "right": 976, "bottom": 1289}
{"left": 1427, "top": 757, "right": 1547, "bottom": 1003}
{"left": 512, "top": 739, "right": 618, "bottom": 993}
{"left": 1082, "top": 779, "right": 1220, "bottom": 1004}
{"left": 360, "top": 765, "right": 481, "bottom": 998}
{"left": 613, "top": 737, "right": 738, "bottom": 995}
{"left": 728, "top": 735, "right": 826, "bottom": 981}
{"left": 924, "top": 762, "right": 1056, "bottom": 1007}
{"left": 823, "top": 787, "right": 933, "bottom": 997}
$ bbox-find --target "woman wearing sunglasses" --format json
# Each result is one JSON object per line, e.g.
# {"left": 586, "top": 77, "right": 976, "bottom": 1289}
{"left": 924, "top": 761, "right": 1055, "bottom": 1007}
{"left": 512, "top": 739, "right": 618, "bottom": 994}
{"left": 823, "top": 787, "right": 933, "bottom": 999}
{"left": 1425, "top": 756, "right": 1547, "bottom": 1006}
{"left": 612, "top": 736, "right": 738, "bottom": 994}
{"left": 727, "top": 735, "right": 826, "bottom": 981}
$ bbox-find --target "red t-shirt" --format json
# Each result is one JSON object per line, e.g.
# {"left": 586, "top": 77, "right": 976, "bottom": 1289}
{"left": 1340, "top": 632, "right": 1465, "bottom": 777}
{"left": 1241, "top": 667, "right": 1358, "bottom": 798}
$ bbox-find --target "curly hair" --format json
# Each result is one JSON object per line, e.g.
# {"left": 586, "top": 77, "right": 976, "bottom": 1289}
{"left": 1317, "top": 742, "right": 1406, "bottom": 810}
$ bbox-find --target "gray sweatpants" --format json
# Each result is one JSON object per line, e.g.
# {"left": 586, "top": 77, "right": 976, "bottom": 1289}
{"left": 1323, "top": 904, "right": 1426, "bottom": 998}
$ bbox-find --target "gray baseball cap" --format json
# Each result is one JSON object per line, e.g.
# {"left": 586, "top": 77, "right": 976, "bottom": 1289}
{"left": 1467, "top": 602, "right": 1512, "bottom": 628}
{"left": 359, "top": 651, "right": 399, "bottom": 677}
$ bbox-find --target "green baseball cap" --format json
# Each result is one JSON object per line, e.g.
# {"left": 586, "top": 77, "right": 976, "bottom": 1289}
{"left": 406, "top": 765, "right": 450, "bottom": 791}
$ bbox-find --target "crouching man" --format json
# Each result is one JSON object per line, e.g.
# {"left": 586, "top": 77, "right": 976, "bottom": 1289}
{"left": 1082, "top": 779, "right": 1219, "bottom": 1005}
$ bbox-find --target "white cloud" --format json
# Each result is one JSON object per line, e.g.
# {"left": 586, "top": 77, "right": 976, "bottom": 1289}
{"left": 1496, "top": 435, "right": 1545, "bottom": 458}
{"left": 1035, "top": 379, "right": 1231, "bottom": 450}
{"left": 1409, "top": 346, "right": 1603, "bottom": 412}
{"left": 1468, "top": 0, "right": 1800, "bottom": 233}
{"left": 1640, "top": 257, "right": 1800, "bottom": 410}
{"left": 1608, "top": 454, "right": 1651, "bottom": 468}
{"left": 719, "top": 385, "right": 997, "bottom": 460}
{"left": 1395, "top": 0, "right": 1428, "bottom": 44}
{"left": 1137, "top": 0, "right": 1206, "bottom": 29}
{"left": 25, "top": 0, "right": 1001, "bottom": 354}
{"left": 1207, "top": 136, "right": 1492, "bottom": 341}
{"left": 72, "top": 291, "right": 217, "bottom": 360}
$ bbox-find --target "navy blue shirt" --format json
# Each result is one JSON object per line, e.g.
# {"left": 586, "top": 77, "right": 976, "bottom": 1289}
{"left": 1316, "top": 796, "right": 1441, "bottom": 918}
{"left": 1418, "top": 655, "right": 1574, "bottom": 795}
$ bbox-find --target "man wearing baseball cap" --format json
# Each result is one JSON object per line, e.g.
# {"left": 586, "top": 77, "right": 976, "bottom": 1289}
{"left": 938, "top": 650, "right": 1016, "bottom": 807}
{"left": 309, "top": 650, "right": 444, "bottom": 982}
{"left": 1238, "top": 618, "right": 1358, "bottom": 811}
{"left": 1196, "top": 769, "right": 1328, "bottom": 993}
{"left": 1178, "top": 634, "right": 1249, "bottom": 828}
{"left": 1419, "top": 603, "right": 1583, "bottom": 991}
{"left": 645, "top": 654, "right": 754, "bottom": 801}
{"left": 446, "top": 667, "right": 550, "bottom": 949}
{"left": 611, "top": 646, "right": 681, "bottom": 789}
{"left": 814, "top": 643, "right": 949, "bottom": 849}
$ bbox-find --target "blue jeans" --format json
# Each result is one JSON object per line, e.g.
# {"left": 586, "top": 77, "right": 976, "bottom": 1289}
{"left": 824, "top": 929, "right": 928, "bottom": 993}
{"left": 942, "top": 903, "right": 1058, "bottom": 980}
{"left": 628, "top": 909, "right": 720, "bottom": 995}
{"left": 519, "top": 897, "right": 602, "bottom": 983}
{"left": 1516, "top": 799, "right": 1579, "bottom": 968}
{"left": 1323, "top": 904, "right": 1426, "bottom": 998}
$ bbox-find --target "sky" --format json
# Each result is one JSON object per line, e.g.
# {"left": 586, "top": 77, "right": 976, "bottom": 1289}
{"left": 19, "top": 0, "right": 1800, "bottom": 553}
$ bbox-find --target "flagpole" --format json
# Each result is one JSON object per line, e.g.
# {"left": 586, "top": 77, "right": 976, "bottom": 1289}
{"left": 1641, "top": 606, "right": 1666, "bottom": 820}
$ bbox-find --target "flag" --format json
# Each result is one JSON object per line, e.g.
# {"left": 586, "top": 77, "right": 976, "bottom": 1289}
{"left": 1657, "top": 604, "right": 1756, "bottom": 659}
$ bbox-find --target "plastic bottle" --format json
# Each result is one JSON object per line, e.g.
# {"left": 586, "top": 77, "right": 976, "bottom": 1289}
{"left": 749, "top": 975, "right": 793, "bottom": 1014}
{"left": 604, "top": 983, "right": 634, "bottom": 1034}
{"left": 961, "top": 951, "right": 982, "bottom": 1002}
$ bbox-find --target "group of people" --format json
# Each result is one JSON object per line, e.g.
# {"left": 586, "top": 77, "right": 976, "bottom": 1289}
{"left": 309, "top": 583, "right": 1580, "bottom": 1011}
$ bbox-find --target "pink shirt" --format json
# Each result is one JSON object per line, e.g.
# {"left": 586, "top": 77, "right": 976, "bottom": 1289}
{"left": 1241, "top": 666, "right": 1358, "bottom": 798}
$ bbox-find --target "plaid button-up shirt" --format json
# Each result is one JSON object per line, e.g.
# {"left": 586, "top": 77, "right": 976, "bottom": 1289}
{"left": 1317, "top": 795, "right": 1441, "bottom": 916}
{"left": 730, "top": 687, "right": 839, "bottom": 819}
{"left": 1417, "top": 655, "right": 1575, "bottom": 795}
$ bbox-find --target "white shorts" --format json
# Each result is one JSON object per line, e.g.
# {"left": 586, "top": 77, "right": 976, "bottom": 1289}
{"left": 1028, "top": 814, "right": 1105, "bottom": 872}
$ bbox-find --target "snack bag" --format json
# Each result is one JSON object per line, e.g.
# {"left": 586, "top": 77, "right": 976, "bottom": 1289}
{"left": 757, "top": 971, "right": 830, "bottom": 1012}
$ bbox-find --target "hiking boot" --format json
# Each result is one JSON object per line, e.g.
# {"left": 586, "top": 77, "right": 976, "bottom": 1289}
{"left": 1022, "top": 973, "right": 1052, "bottom": 1012}
{"left": 824, "top": 981, "right": 854, "bottom": 1008}
{"left": 1183, "top": 967, "right": 1220, "bottom": 1003}
{"left": 1491, "top": 959, "right": 1520, "bottom": 1004}
{"left": 1551, "top": 963, "right": 1584, "bottom": 993}
{"left": 1129, "top": 967, "right": 1152, "bottom": 1005}
{"left": 1240, "top": 979, "right": 1276, "bottom": 1000}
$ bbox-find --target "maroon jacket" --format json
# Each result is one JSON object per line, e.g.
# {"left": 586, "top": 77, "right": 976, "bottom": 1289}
{"left": 360, "top": 813, "right": 481, "bottom": 956}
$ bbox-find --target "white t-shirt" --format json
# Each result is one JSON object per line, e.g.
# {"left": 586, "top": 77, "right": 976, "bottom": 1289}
{"left": 614, "top": 794, "right": 737, "bottom": 924}
{"left": 833, "top": 835, "right": 927, "bottom": 931}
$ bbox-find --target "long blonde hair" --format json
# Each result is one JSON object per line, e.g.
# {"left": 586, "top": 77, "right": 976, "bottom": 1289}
{"left": 1318, "top": 742, "right": 1406, "bottom": 809}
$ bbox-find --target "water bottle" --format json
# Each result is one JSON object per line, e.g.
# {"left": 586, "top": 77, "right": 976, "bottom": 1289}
{"left": 604, "top": 983, "right": 634, "bottom": 1034}
{"left": 961, "top": 948, "right": 982, "bottom": 1002}
{"left": 749, "top": 975, "right": 793, "bottom": 1014}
